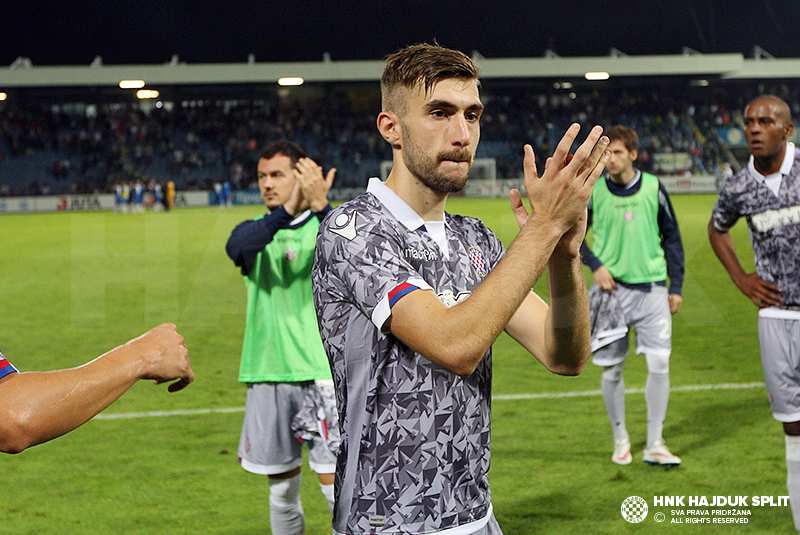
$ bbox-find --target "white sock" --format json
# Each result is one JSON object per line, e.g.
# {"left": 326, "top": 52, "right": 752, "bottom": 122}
{"left": 320, "top": 482, "right": 335, "bottom": 516}
{"left": 269, "top": 473, "right": 304, "bottom": 535}
{"left": 645, "top": 353, "right": 671, "bottom": 449}
{"left": 645, "top": 372, "right": 669, "bottom": 448}
{"left": 602, "top": 363, "right": 628, "bottom": 442}
{"left": 785, "top": 435, "right": 800, "bottom": 532}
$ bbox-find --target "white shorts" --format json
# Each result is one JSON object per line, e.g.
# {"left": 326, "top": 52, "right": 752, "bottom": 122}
{"left": 592, "top": 285, "right": 672, "bottom": 367}
{"left": 758, "top": 310, "right": 800, "bottom": 423}
{"left": 238, "top": 381, "right": 337, "bottom": 475}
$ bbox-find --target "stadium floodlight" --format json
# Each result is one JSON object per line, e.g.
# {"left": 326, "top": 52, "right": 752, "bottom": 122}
{"left": 278, "top": 77, "right": 304, "bottom": 86}
{"left": 119, "top": 80, "right": 146, "bottom": 89}
{"left": 0, "top": 92, "right": 6, "bottom": 101}
{"left": 585, "top": 71, "right": 610, "bottom": 80}
{"left": 136, "top": 89, "right": 160, "bottom": 99}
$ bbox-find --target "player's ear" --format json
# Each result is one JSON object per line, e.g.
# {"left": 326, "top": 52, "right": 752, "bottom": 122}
{"left": 784, "top": 122, "right": 794, "bottom": 139}
{"left": 377, "top": 111, "right": 402, "bottom": 149}
{"left": 630, "top": 149, "right": 639, "bottom": 163}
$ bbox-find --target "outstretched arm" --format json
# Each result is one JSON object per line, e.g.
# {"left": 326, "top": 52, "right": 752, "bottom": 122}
{"left": 387, "top": 124, "right": 609, "bottom": 376}
{"left": 0, "top": 323, "right": 193, "bottom": 454}
{"left": 707, "top": 220, "right": 782, "bottom": 308}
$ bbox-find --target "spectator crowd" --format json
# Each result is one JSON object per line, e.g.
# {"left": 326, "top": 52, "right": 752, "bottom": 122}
{"left": 2, "top": 79, "right": 800, "bottom": 197}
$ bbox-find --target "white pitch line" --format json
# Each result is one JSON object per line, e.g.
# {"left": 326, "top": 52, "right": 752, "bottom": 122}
{"left": 94, "top": 407, "right": 245, "bottom": 420}
{"left": 493, "top": 381, "right": 765, "bottom": 401}
{"left": 93, "top": 382, "right": 766, "bottom": 421}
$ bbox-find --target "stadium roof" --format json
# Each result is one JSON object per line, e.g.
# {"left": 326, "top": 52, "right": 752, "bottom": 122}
{"left": 2, "top": 52, "right": 800, "bottom": 89}
{"left": 3, "top": 1, "right": 800, "bottom": 68}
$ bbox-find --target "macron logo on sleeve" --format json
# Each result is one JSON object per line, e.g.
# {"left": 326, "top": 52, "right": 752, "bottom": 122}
{"left": 330, "top": 211, "right": 357, "bottom": 240}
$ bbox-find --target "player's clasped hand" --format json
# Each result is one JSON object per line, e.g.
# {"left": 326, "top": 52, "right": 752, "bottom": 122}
{"left": 294, "top": 157, "right": 336, "bottom": 213}
{"left": 510, "top": 124, "right": 610, "bottom": 244}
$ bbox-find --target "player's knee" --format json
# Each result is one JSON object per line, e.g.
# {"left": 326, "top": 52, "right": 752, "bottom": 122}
{"left": 645, "top": 353, "right": 670, "bottom": 375}
{"left": 269, "top": 473, "right": 302, "bottom": 508}
{"left": 602, "top": 362, "right": 625, "bottom": 383}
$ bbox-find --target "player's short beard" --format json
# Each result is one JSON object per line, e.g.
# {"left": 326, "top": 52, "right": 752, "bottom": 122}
{"left": 401, "top": 124, "right": 474, "bottom": 194}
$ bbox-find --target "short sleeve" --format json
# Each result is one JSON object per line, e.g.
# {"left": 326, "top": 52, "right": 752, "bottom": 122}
{"left": 314, "top": 207, "right": 432, "bottom": 331}
{"left": 711, "top": 182, "right": 741, "bottom": 232}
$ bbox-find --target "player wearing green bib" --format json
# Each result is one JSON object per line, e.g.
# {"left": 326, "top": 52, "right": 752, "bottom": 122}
{"left": 589, "top": 172, "right": 667, "bottom": 285}
{"left": 580, "top": 125, "right": 685, "bottom": 467}
{"left": 226, "top": 140, "right": 337, "bottom": 535}
{"left": 238, "top": 213, "right": 330, "bottom": 382}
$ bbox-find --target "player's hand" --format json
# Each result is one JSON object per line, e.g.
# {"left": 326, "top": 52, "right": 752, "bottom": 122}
{"left": 128, "top": 323, "right": 194, "bottom": 392}
{"left": 734, "top": 272, "right": 783, "bottom": 308}
{"left": 668, "top": 293, "right": 682, "bottom": 314}
{"left": 511, "top": 125, "right": 609, "bottom": 241}
{"left": 283, "top": 180, "right": 308, "bottom": 216}
{"left": 593, "top": 265, "right": 616, "bottom": 291}
{"left": 295, "top": 157, "right": 335, "bottom": 213}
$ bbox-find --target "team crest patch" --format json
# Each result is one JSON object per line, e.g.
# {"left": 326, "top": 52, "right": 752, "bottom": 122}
{"left": 624, "top": 210, "right": 634, "bottom": 222}
{"left": 284, "top": 246, "right": 296, "bottom": 262}
{"left": 468, "top": 246, "right": 488, "bottom": 278}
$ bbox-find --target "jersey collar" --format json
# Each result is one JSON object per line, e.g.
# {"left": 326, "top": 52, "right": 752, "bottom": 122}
{"left": 288, "top": 209, "right": 314, "bottom": 228}
{"left": 748, "top": 142, "right": 795, "bottom": 182}
{"left": 367, "top": 177, "right": 441, "bottom": 231}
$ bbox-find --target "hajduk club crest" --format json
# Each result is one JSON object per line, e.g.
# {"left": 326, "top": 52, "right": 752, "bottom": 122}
{"left": 468, "top": 246, "right": 488, "bottom": 278}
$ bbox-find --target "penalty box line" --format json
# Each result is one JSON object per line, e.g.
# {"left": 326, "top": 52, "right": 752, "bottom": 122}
{"left": 93, "top": 381, "right": 766, "bottom": 421}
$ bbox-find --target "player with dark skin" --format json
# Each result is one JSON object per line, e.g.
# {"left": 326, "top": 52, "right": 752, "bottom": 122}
{"left": 708, "top": 95, "right": 795, "bottom": 436}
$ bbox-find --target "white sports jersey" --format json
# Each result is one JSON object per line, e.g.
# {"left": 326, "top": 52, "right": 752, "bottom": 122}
{"left": 313, "top": 178, "right": 506, "bottom": 535}
{"left": 712, "top": 143, "right": 800, "bottom": 311}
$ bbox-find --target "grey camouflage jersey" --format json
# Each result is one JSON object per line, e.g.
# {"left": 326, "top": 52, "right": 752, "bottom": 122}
{"left": 312, "top": 182, "right": 506, "bottom": 534}
{"left": 712, "top": 144, "right": 800, "bottom": 310}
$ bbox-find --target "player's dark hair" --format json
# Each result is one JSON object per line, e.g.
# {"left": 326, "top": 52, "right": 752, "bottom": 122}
{"left": 607, "top": 125, "right": 639, "bottom": 153}
{"left": 259, "top": 140, "right": 307, "bottom": 165}
{"left": 381, "top": 43, "right": 480, "bottom": 113}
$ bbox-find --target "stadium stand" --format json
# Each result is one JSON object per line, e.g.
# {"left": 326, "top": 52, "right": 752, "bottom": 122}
{"left": 2, "top": 78, "right": 800, "bottom": 197}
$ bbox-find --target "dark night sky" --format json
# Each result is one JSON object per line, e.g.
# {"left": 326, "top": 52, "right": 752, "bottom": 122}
{"left": 3, "top": 1, "right": 800, "bottom": 66}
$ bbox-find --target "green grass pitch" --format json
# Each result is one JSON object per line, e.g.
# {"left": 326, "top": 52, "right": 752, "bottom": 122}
{"left": 0, "top": 194, "right": 791, "bottom": 534}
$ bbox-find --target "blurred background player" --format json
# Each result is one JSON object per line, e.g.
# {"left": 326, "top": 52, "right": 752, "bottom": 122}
{"left": 132, "top": 179, "right": 145, "bottom": 213}
{"left": 121, "top": 181, "right": 131, "bottom": 213}
{"left": 708, "top": 95, "right": 800, "bottom": 533}
{"left": 165, "top": 179, "right": 175, "bottom": 211}
{"left": 225, "top": 140, "right": 337, "bottom": 535}
{"left": 114, "top": 182, "right": 124, "bottom": 212}
{"left": 148, "top": 179, "right": 163, "bottom": 212}
{"left": 213, "top": 181, "right": 224, "bottom": 209}
{"left": 0, "top": 323, "right": 193, "bottom": 454}
{"left": 222, "top": 180, "right": 232, "bottom": 209}
{"left": 580, "top": 125, "right": 685, "bottom": 466}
